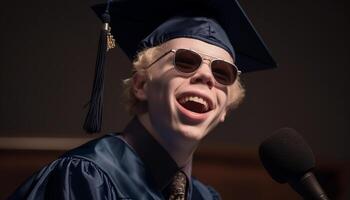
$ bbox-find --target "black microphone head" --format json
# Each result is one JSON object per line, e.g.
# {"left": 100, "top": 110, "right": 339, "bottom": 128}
{"left": 259, "top": 128, "right": 315, "bottom": 183}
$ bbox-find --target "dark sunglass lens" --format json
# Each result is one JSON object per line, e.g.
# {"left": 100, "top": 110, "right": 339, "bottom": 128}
{"left": 211, "top": 60, "right": 237, "bottom": 85}
{"left": 174, "top": 49, "right": 201, "bottom": 73}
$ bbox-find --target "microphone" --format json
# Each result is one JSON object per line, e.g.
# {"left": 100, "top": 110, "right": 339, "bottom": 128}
{"left": 259, "top": 128, "right": 329, "bottom": 200}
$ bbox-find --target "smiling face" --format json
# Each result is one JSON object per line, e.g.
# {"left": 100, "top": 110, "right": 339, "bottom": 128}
{"left": 133, "top": 38, "right": 235, "bottom": 141}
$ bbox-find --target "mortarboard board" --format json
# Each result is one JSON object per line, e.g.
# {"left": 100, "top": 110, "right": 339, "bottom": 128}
{"left": 84, "top": 0, "right": 277, "bottom": 133}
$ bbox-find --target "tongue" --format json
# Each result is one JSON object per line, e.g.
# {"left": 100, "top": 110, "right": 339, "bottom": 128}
{"left": 181, "top": 101, "right": 206, "bottom": 113}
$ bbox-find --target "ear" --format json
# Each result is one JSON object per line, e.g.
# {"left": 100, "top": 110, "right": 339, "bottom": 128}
{"left": 132, "top": 71, "right": 148, "bottom": 101}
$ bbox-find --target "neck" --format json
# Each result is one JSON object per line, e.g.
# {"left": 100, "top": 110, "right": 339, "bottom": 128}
{"left": 137, "top": 113, "right": 198, "bottom": 167}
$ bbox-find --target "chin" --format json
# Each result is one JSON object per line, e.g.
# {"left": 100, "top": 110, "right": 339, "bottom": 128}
{"left": 171, "top": 122, "right": 212, "bottom": 141}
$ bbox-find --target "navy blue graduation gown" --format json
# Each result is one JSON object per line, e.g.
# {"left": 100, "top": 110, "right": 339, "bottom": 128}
{"left": 8, "top": 119, "right": 221, "bottom": 200}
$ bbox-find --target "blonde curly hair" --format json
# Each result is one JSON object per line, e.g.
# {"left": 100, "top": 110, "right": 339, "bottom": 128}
{"left": 122, "top": 46, "right": 245, "bottom": 115}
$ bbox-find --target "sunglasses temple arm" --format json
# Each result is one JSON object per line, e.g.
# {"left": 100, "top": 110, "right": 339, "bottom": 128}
{"left": 145, "top": 49, "right": 175, "bottom": 69}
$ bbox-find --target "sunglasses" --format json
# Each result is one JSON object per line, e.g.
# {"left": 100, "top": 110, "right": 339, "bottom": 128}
{"left": 146, "top": 48, "right": 241, "bottom": 85}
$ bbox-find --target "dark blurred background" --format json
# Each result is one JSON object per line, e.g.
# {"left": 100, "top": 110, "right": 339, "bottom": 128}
{"left": 0, "top": 0, "right": 349, "bottom": 199}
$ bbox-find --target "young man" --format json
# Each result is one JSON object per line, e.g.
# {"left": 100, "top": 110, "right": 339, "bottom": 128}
{"left": 9, "top": 0, "right": 276, "bottom": 199}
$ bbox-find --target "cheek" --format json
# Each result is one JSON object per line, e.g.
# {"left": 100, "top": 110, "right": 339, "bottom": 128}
{"left": 216, "top": 87, "right": 230, "bottom": 107}
{"left": 214, "top": 90, "right": 229, "bottom": 123}
{"left": 146, "top": 74, "right": 181, "bottom": 106}
{"left": 151, "top": 70, "right": 186, "bottom": 92}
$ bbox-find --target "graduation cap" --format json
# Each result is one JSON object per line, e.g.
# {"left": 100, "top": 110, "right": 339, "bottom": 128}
{"left": 83, "top": 0, "right": 277, "bottom": 133}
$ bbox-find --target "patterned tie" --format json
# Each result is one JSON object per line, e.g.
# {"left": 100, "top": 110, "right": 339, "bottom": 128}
{"left": 167, "top": 171, "right": 187, "bottom": 200}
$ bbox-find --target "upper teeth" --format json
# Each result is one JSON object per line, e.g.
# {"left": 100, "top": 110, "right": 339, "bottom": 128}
{"left": 179, "top": 96, "right": 209, "bottom": 111}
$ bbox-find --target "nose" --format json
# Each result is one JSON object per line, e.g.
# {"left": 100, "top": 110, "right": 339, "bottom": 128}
{"left": 190, "top": 61, "right": 215, "bottom": 89}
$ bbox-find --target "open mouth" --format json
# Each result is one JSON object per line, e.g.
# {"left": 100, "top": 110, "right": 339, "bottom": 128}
{"left": 177, "top": 94, "right": 213, "bottom": 114}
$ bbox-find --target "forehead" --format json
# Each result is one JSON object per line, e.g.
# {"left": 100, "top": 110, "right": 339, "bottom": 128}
{"left": 161, "top": 38, "right": 234, "bottom": 63}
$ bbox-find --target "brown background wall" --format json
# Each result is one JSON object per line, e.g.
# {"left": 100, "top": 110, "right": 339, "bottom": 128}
{"left": 0, "top": 0, "right": 349, "bottom": 199}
